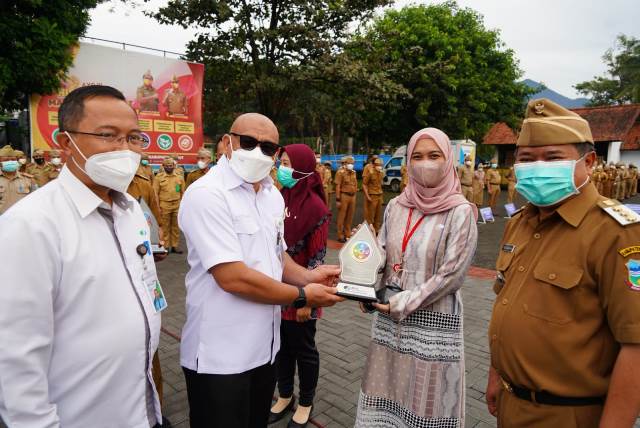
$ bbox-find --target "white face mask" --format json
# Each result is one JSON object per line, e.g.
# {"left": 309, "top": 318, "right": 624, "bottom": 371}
{"left": 465, "top": 161, "right": 471, "bottom": 166}
{"left": 346, "top": 164, "right": 354, "bottom": 171}
{"left": 228, "top": 138, "right": 274, "bottom": 183}
{"left": 197, "top": 160, "right": 208, "bottom": 170}
{"left": 67, "top": 132, "right": 140, "bottom": 193}
{"left": 409, "top": 160, "right": 444, "bottom": 188}
{"left": 375, "top": 166, "right": 383, "bottom": 172}
{"left": 316, "top": 157, "right": 321, "bottom": 164}
{"left": 51, "top": 157, "right": 62, "bottom": 166}
{"left": 18, "top": 158, "right": 27, "bottom": 165}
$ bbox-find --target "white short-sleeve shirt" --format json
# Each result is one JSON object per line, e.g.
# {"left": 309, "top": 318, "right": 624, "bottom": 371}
{"left": 178, "top": 156, "right": 286, "bottom": 374}
{"left": 0, "top": 167, "right": 162, "bottom": 428}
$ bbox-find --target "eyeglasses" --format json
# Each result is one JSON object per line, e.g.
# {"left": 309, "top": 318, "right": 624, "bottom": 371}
{"left": 229, "top": 132, "right": 280, "bottom": 157}
{"left": 65, "top": 130, "right": 148, "bottom": 146}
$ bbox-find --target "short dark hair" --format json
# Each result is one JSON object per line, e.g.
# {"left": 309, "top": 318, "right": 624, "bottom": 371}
{"left": 58, "top": 85, "right": 126, "bottom": 131}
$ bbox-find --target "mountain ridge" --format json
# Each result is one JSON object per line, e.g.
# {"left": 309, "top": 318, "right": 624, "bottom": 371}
{"left": 522, "top": 79, "right": 589, "bottom": 108}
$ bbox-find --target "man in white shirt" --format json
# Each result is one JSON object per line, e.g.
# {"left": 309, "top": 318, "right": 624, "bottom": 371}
{"left": 179, "top": 113, "right": 343, "bottom": 428}
{"left": 0, "top": 85, "right": 165, "bottom": 428}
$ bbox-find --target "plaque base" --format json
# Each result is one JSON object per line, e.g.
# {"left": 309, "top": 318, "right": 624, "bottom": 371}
{"left": 336, "top": 282, "right": 378, "bottom": 302}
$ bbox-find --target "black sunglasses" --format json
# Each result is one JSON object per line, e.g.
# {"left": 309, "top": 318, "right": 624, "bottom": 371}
{"left": 229, "top": 132, "right": 280, "bottom": 157}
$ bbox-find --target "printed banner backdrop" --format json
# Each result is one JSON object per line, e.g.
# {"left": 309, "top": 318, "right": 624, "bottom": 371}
{"left": 29, "top": 42, "right": 204, "bottom": 164}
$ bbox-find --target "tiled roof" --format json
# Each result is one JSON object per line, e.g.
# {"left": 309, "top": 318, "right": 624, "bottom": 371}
{"left": 482, "top": 122, "right": 518, "bottom": 145}
{"left": 571, "top": 104, "right": 640, "bottom": 143}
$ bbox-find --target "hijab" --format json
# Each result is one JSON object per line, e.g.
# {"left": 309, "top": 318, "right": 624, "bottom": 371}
{"left": 398, "top": 127, "right": 478, "bottom": 219}
{"left": 280, "top": 144, "right": 330, "bottom": 246}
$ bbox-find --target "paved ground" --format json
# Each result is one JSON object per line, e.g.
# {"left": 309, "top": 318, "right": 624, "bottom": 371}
{"left": 156, "top": 246, "right": 499, "bottom": 428}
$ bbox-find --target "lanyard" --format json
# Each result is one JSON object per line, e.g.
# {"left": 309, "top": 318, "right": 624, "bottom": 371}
{"left": 393, "top": 208, "right": 426, "bottom": 272}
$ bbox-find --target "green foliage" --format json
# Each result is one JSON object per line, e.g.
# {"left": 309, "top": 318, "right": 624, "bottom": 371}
{"left": 349, "top": 2, "right": 533, "bottom": 145}
{"left": 575, "top": 35, "right": 640, "bottom": 106}
{"left": 0, "top": 0, "right": 101, "bottom": 111}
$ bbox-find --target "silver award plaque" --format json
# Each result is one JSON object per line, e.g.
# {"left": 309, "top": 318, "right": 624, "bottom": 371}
{"left": 336, "top": 222, "right": 384, "bottom": 301}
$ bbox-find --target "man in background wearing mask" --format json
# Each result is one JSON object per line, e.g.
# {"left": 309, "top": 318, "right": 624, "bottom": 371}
{"left": 154, "top": 157, "right": 185, "bottom": 254}
{"left": 140, "top": 152, "right": 155, "bottom": 183}
{"left": 362, "top": 157, "right": 384, "bottom": 233}
{"left": 334, "top": 155, "right": 358, "bottom": 243}
{"left": 505, "top": 166, "right": 517, "bottom": 204}
{"left": 171, "top": 153, "right": 185, "bottom": 178}
{"left": 486, "top": 99, "right": 640, "bottom": 428}
{"left": 485, "top": 161, "right": 501, "bottom": 212}
{"left": 27, "top": 148, "right": 50, "bottom": 187}
{"left": 0, "top": 146, "right": 36, "bottom": 214}
{"left": 458, "top": 155, "right": 474, "bottom": 202}
{"left": 44, "top": 149, "right": 64, "bottom": 182}
{"left": 472, "top": 163, "right": 485, "bottom": 207}
{"left": 0, "top": 85, "right": 164, "bottom": 427}
{"left": 186, "top": 148, "right": 212, "bottom": 189}
{"left": 322, "top": 161, "right": 333, "bottom": 208}
{"left": 178, "top": 113, "right": 343, "bottom": 428}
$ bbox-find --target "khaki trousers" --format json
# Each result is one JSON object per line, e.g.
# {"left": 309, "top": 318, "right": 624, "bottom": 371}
{"left": 489, "top": 184, "right": 501, "bottom": 209}
{"left": 461, "top": 184, "right": 473, "bottom": 202}
{"left": 160, "top": 202, "right": 180, "bottom": 249}
{"left": 337, "top": 192, "right": 356, "bottom": 240}
{"left": 364, "top": 194, "right": 383, "bottom": 233}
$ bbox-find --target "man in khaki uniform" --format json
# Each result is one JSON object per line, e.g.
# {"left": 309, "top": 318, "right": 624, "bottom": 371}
{"left": 631, "top": 164, "right": 639, "bottom": 197}
{"left": 486, "top": 98, "right": 640, "bottom": 428}
{"left": 363, "top": 158, "right": 384, "bottom": 233}
{"left": 186, "top": 148, "right": 211, "bottom": 189}
{"left": 472, "top": 164, "right": 485, "bottom": 206}
{"left": 163, "top": 75, "right": 188, "bottom": 116}
{"left": 604, "top": 164, "right": 616, "bottom": 199}
{"left": 614, "top": 164, "right": 625, "bottom": 200}
{"left": 139, "top": 153, "right": 155, "bottom": 183}
{"left": 625, "top": 164, "right": 634, "bottom": 199}
{"left": 457, "top": 155, "right": 474, "bottom": 202}
{"left": 44, "top": 149, "right": 63, "bottom": 182}
{"left": 136, "top": 70, "right": 159, "bottom": 112}
{"left": 154, "top": 158, "right": 185, "bottom": 253}
{"left": 0, "top": 146, "right": 36, "bottom": 214}
{"left": 334, "top": 156, "right": 357, "bottom": 242}
{"left": 27, "top": 149, "right": 50, "bottom": 188}
{"left": 400, "top": 164, "right": 408, "bottom": 192}
{"left": 362, "top": 155, "right": 378, "bottom": 179}
{"left": 485, "top": 163, "right": 502, "bottom": 211}
{"left": 322, "top": 161, "right": 333, "bottom": 208}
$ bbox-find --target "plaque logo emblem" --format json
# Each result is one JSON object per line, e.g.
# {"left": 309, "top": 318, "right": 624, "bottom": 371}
{"left": 351, "top": 241, "right": 371, "bottom": 263}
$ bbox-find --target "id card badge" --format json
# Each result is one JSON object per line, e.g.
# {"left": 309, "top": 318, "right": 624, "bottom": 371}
{"left": 145, "top": 276, "right": 168, "bottom": 313}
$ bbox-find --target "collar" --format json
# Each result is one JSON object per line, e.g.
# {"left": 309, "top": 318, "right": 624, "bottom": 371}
{"left": 58, "top": 166, "right": 134, "bottom": 219}
{"left": 218, "top": 155, "right": 274, "bottom": 191}
{"left": 524, "top": 181, "right": 599, "bottom": 228}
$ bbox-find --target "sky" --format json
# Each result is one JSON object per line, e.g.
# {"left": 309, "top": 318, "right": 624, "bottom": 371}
{"left": 87, "top": 0, "right": 640, "bottom": 99}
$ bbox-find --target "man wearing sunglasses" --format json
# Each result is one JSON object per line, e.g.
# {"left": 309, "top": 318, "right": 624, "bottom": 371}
{"left": 178, "top": 113, "right": 344, "bottom": 428}
{"left": 0, "top": 85, "right": 165, "bottom": 427}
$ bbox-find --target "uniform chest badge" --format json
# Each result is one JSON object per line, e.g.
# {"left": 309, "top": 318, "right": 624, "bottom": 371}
{"left": 625, "top": 260, "right": 640, "bottom": 291}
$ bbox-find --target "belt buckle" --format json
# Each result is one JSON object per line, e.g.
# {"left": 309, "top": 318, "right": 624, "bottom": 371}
{"left": 500, "top": 378, "right": 513, "bottom": 393}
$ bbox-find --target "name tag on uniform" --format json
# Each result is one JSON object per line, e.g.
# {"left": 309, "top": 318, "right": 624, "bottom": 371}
{"left": 145, "top": 277, "right": 168, "bottom": 313}
{"left": 502, "top": 244, "right": 515, "bottom": 253}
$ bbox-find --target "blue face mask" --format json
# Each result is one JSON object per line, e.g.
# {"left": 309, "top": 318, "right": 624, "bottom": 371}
{"left": 277, "top": 165, "right": 298, "bottom": 188}
{"left": 141, "top": 160, "right": 149, "bottom": 166}
{"left": 514, "top": 157, "right": 588, "bottom": 207}
{"left": 1, "top": 160, "right": 19, "bottom": 172}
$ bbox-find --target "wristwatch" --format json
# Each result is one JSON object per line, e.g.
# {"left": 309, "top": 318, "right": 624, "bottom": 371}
{"left": 293, "top": 287, "right": 307, "bottom": 309}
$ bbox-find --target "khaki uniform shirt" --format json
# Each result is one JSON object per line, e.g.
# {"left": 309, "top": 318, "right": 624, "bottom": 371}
{"left": 363, "top": 168, "right": 384, "bottom": 195}
{"left": 185, "top": 168, "right": 207, "bottom": 189}
{"left": 140, "top": 165, "right": 154, "bottom": 183}
{"left": 137, "top": 86, "right": 159, "bottom": 112}
{"left": 400, "top": 165, "right": 408, "bottom": 190}
{"left": 127, "top": 172, "right": 162, "bottom": 222}
{"left": 0, "top": 172, "right": 36, "bottom": 214}
{"left": 489, "top": 183, "right": 640, "bottom": 397}
{"left": 335, "top": 168, "right": 357, "bottom": 194}
{"left": 153, "top": 172, "right": 184, "bottom": 205}
{"left": 43, "top": 164, "right": 62, "bottom": 182}
{"left": 27, "top": 163, "right": 51, "bottom": 188}
{"left": 458, "top": 165, "right": 473, "bottom": 186}
{"left": 322, "top": 168, "right": 333, "bottom": 193}
{"left": 164, "top": 89, "right": 187, "bottom": 115}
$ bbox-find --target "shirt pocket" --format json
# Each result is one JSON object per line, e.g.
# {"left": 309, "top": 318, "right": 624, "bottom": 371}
{"left": 233, "top": 216, "right": 259, "bottom": 235}
{"left": 494, "top": 251, "right": 514, "bottom": 295}
{"left": 524, "top": 261, "right": 583, "bottom": 325}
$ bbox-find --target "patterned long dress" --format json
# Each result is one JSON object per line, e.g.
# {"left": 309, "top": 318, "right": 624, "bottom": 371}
{"left": 355, "top": 197, "right": 478, "bottom": 428}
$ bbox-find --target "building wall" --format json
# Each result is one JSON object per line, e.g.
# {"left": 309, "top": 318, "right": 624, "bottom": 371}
{"left": 620, "top": 150, "right": 640, "bottom": 166}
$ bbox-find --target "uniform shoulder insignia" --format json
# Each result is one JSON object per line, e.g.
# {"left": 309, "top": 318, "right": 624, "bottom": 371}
{"left": 598, "top": 198, "right": 640, "bottom": 226}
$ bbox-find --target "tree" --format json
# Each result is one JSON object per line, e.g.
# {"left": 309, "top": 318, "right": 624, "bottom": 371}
{"left": 0, "top": 0, "right": 101, "bottom": 111}
{"left": 575, "top": 35, "right": 640, "bottom": 106}
{"left": 150, "top": 0, "right": 393, "bottom": 136}
{"left": 347, "top": 2, "right": 533, "bottom": 144}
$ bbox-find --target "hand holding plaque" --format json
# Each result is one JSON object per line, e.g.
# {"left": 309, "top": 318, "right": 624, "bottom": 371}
{"left": 336, "top": 222, "right": 384, "bottom": 301}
